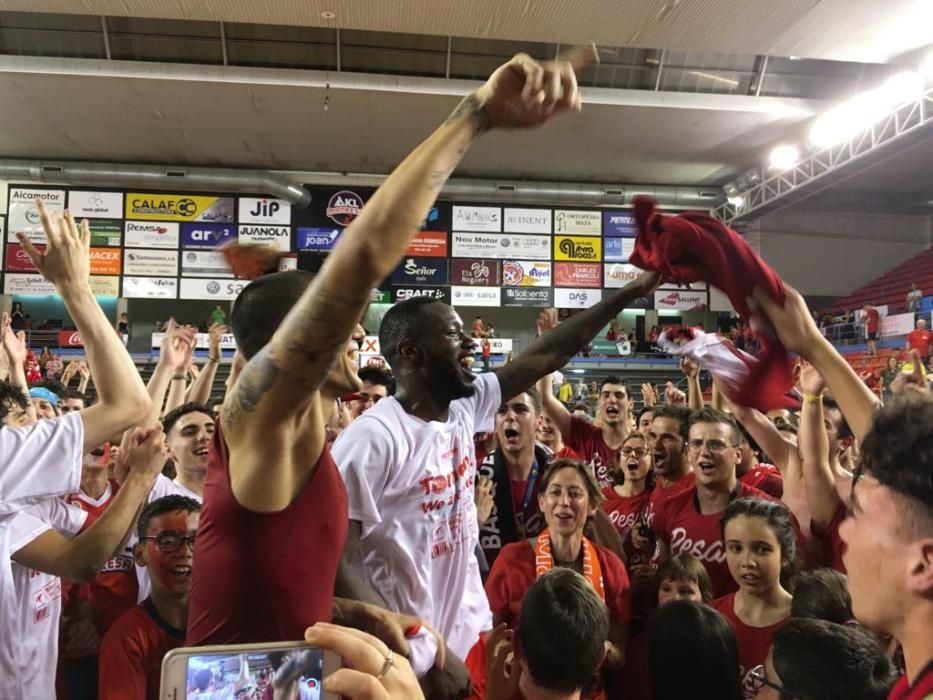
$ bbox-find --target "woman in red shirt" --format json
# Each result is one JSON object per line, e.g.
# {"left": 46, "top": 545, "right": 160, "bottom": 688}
{"left": 711, "top": 498, "right": 795, "bottom": 700}
{"left": 602, "top": 434, "right": 654, "bottom": 545}
{"left": 485, "top": 458, "right": 630, "bottom": 698}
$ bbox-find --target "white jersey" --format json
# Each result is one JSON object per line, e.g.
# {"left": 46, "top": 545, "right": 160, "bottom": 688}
{"left": 658, "top": 328, "right": 756, "bottom": 397}
{"left": 8, "top": 498, "right": 88, "bottom": 699}
{"left": 333, "top": 373, "right": 500, "bottom": 663}
{"left": 0, "top": 412, "right": 84, "bottom": 697}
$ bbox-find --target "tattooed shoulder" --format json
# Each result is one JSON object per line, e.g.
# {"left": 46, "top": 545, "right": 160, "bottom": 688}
{"left": 223, "top": 347, "right": 280, "bottom": 428}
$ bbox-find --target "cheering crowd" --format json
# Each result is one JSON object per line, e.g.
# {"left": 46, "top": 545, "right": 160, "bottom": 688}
{"left": 0, "top": 49, "right": 931, "bottom": 700}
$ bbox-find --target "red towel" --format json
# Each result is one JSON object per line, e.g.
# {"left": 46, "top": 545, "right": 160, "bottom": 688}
{"left": 629, "top": 197, "right": 796, "bottom": 411}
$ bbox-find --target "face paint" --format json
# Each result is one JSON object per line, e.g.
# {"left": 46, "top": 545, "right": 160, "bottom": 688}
{"left": 142, "top": 511, "right": 199, "bottom": 596}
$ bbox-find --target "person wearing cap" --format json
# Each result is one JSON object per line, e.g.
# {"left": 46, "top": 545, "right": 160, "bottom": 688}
{"left": 29, "top": 386, "right": 60, "bottom": 419}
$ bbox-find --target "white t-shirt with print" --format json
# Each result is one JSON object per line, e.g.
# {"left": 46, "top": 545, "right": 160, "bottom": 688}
{"left": 8, "top": 498, "right": 88, "bottom": 699}
{"left": 0, "top": 412, "right": 84, "bottom": 697}
{"left": 333, "top": 372, "right": 500, "bottom": 663}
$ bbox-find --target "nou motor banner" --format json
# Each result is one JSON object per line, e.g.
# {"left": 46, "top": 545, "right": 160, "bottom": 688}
{"left": 452, "top": 232, "right": 549, "bottom": 260}
{"left": 126, "top": 193, "right": 234, "bottom": 222}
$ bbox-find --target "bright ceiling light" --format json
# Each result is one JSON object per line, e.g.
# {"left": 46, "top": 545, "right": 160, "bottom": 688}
{"left": 769, "top": 144, "right": 800, "bottom": 170}
{"left": 878, "top": 71, "right": 923, "bottom": 106}
{"left": 727, "top": 195, "right": 745, "bottom": 208}
{"left": 923, "top": 51, "right": 933, "bottom": 81}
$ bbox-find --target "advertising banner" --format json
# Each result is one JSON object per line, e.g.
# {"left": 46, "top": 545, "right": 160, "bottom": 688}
{"left": 554, "top": 235, "right": 602, "bottom": 262}
{"left": 419, "top": 202, "right": 452, "bottom": 232}
{"left": 604, "top": 263, "right": 646, "bottom": 288}
{"left": 5, "top": 243, "right": 40, "bottom": 272}
{"left": 124, "top": 221, "right": 180, "bottom": 249}
{"left": 237, "top": 197, "right": 292, "bottom": 225}
{"left": 324, "top": 190, "right": 366, "bottom": 227}
{"left": 591, "top": 339, "right": 633, "bottom": 356}
{"left": 450, "top": 259, "right": 500, "bottom": 286}
{"left": 294, "top": 187, "right": 375, "bottom": 230}
{"left": 503, "top": 208, "right": 552, "bottom": 234}
{"left": 179, "top": 277, "right": 247, "bottom": 301}
{"left": 181, "top": 223, "right": 237, "bottom": 248}
{"left": 654, "top": 289, "right": 708, "bottom": 310}
{"left": 472, "top": 338, "right": 512, "bottom": 354}
{"left": 68, "top": 191, "right": 123, "bottom": 219}
{"left": 7, "top": 188, "right": 66, "bottom": 241}
{"left": 554, "top": 210, "right": 601, "bottom": 236}
{"left": 122, "top": 276, "right": 178, "bottom": 299}
{"left": 88, "top": 276, "right": 120, "bottom": 296}
{"left": 152, "top": 332, "right": 237, "bottom": 350}
{"left": 87, "top": 220, "right": 123, "bottom": 247}
{"left": 501, "top": 260, "right": 551, "bottom": 287}
{"left": 389, "top": 257, "right": 448, "bottom": 286}
{"left": 602, "top": 210, "right": 637, "bottom": 237}
{"left": 881, "top": 312, "right": 915, "bottom": 337}
{"left": 297, "top": 227, "right": 341, "bottom": 252}
{"left": 57, "top": 330, "right": 85, "bottom": 348}
{"left": 554, "top": 288, "right": 602, "bottom": 309}
{"left": 450, "top": 286, "right": 501, "bottom": 307}
{"left": 237, "top": 225, "right": 291, "bottom": 252}
{"left": 404, "top": 231, "right": 448, "bottom": 257}
{"left": 603, "top": 237, "right": 635, "bottom": 262}
{"left": 452, "top": 232, "right": 549, "bottom": 260}
{"left": 452, "top": 205, "right": 501, "bottom": 232}
{"left": 181, "top": 250, "right": 233, "bottom": 278}
{"left": 392, "top": 286, "right": 451, "bottom": 303}
{"left": 125, "top": 193, "right": 234, "bottom": 223}
{"left": 89, "top": 248, "right": 122, "bottom": 276}
{"left": 123, "top": 249, "right": 179, "bottom": 277}
{"left": 4, "top": 273, "right": 54, "bottom": 295}
{"left": 501, "top": 287, "right": 553, "bottom": 307}
{"left": 278, "top": 255, "right": 298, "bottom": 272}
{"left": 554, "top": 262, "right": 602, "bottom": 288}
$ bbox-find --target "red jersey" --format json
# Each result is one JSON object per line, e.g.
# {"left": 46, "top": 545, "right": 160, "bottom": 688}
{"left": 554, "top": 445, "right": 582, "bottom": 461}
{"left": 601, "top": 486, "right": 651, "bottom": 544}
{"left": 186, "top": 424, "right": 348, "bottom": 645}
{"left": 65, "top": 481, "right": 139, "bottom": 637}
{"left": 907, "top": 329, "right": 932, "bottom": 357}
{"left": 485, "top": 540, "right": 631, "bottom": 630}
{"left": 647, "top": 470, "right": 695, "bottom": 520}
{"left": 651, "top": 482, "right": 774, "bottom": 597}
{"left": 814, "top": 501, "right": 847, "bottom": 574}
{"left": 98, "top": 598, "right": 185, "bottom": 700}
{"left": 866, "top": 308, "right": 881, "bottom": 334}
{"left": 566, "top": 416, "right": 619, "bottom": 489}
{"left": 711, "top": 593, "right": 788, "bottom": 700}
{"left": 738, "top": 463, "right": 783, "bottom": 499}
{"left": 888, "top": 662, "right": 933, "bottom": 700}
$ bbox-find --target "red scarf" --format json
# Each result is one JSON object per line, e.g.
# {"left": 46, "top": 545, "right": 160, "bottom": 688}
{"left": 534, "top": 528, "right": 605, "bottom": 601}
{"left": 630, "top": 197, "right": 796, "bottom": 411}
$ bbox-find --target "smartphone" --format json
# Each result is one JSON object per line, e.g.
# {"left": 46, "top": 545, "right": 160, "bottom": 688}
{"left": 161, "top": 641, "right": 341, "bottom": 700}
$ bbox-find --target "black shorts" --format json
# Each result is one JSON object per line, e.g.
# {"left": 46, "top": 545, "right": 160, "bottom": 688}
{"left": 867, "top": 332, "right": 879, "bottom": 341}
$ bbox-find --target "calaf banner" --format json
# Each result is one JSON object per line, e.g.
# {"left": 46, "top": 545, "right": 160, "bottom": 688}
{"left": 122, "top": 276, "right": 178, "bottom": 299}
{"left": 125, "top": 193, "right": 234, "bottom": 223}
{"left": 553, "top": 210, "right": 601, "bottom": 236}
{"left": 237, "top": 197, "right": 292, "bottom": 225}
{"left": 450, "top": 259, "right": 500, "bottom": 286}
{"left": 452, "top": 232, "right": 550, "bottom": 260}
{"left": 450, "top": 286, "right": 501, "bottom": 307}
{"left": 501, "top": 260, "right": 551, "bottom": 287}
{"left": 123, "top": 249, "right": 179, "bottom": 277}
{"left": 7, "top": 188, "right": 66, "bottom": 242}
{"left": 125, "top": 221, "right": 180, "bottom": 249}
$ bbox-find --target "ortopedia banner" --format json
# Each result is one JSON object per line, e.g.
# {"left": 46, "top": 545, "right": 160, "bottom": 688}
{"left": 237, "top": 225, "right": 291, "bottom": 252}
{"left": 179, "top": 277, "right": 247, "bottom": 301}
{"left": 123, "top": 249, "right": 179, "bottom": 277}
{"left": 450, "top": 259, "right": 500, "bottom": 287}
{"left": 5, "top": 243, "right": 41, "bottom": 272}
{"left": 67, "top": 191, "right": 123, "bottom": 219}
{"left": 554, "top": 288, "right": 602, "bottom": 309}
{"left": 450, "top": 286, "right": 501, "bottom": 307}
{"left": 554, "top": 262, "right": 601, "bottom": 288}
{"left": 7, "top": 188, "right": 66, "bottom": 242}
{"left": 152, "top": 332, "right": 238, "bottom": 350}
{"left": 181, "top": 250, "right": 234, "bottom": 278}
{"left": 554, "top": 210, "right": 601, "bottom": 236}
{"left": 125, "top": 221, "right": 180, "bottom": 249}
{"left": 89, "top": 248, "right": 122, "bottom": 276}
{"left": 452, "top": 232, "right": 550, "bottom": 260}
{"left": 126, "top": 193, "right": 234, "bottom": 223}
{"left": 58, "top": 331, "right": 85, "bottom": 347}
{"left": 604, "top": 263, "right": 646, "bottom": 288}
{"left": 404, "top": 231, "right": 448, "bottom": 258}
{"left": 501, "top": 260, "right": 551, "bottom": 287}
{"left": 654, "top": 289, "right": 708, "bottom": 310}
{"left": 554, "top": 236, "right": 602, "bottom": 262}
{"left": 237, "top": 197, "right": 292, "bottom": 225}
{"left": 501, "top": 287, "right": 553, "bottom": 307}
{"left": 122, "top": 276, "right": 178, "bottom": 299}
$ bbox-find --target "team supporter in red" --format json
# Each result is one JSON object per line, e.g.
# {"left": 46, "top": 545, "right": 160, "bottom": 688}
{"left": 710, "top": 499, "right": 794, "bottom": 699}
{"left": 485, "top": 459, "right": 630, "bottom": 699}
{"left": 539, "top": 373, "right": 633, "bottom": 488}
{"left": 651, "top": 408, "right": 780, "bottom": 597}
{"left": 906, "top": 318, "right": 932, "bottom": 359}
{"left": 536, "top": 411, "right": 580, "bottom": 461}
{"left": 601, "top": 433, "right": 653, "bottom": 545}
{"left": 863, "top": 303, "right": 882, "bottom": 356}
{"left": 733, "top": 427, "right": 783, "bottom": 499}
{"left": 99, "top": 495, "right": 200, "bottom": 700}
{"left": 645, "top": 405, "right": 694, "bottom": 516}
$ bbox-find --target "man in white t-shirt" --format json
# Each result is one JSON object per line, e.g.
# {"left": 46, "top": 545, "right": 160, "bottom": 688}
{"left": 0, "top": 202, "right": 152, "bottom": 696}
{"left": 333, "top": 270, "right": 658, "bottom": 693}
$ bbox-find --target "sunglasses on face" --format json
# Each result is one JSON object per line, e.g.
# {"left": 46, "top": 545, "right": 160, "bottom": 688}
{"left": 140, "top": 532, "right": 196, "bottom": 553}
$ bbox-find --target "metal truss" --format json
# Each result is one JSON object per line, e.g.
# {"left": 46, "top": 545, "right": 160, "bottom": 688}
{"left": 714, "top": 85, "right": 933, "bottom": 224}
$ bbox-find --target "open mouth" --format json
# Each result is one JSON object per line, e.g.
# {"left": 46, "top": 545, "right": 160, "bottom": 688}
{"left": 740, "top": 573, "right": 760, "bottom": 585}
{"left": 697, "top": 460, "right": 716, "bottom": 474}
{"left": 605, "top": 407, "right": 620, "bottom": 419}
{"left": 193, "top": 447, "right": 209, "bottom": 458}
{"left": 458, "top": 354, "right": 476, "bottom": 380}
{"left": 503, "top": 428, "right": 520, "bottom": 440}
{"left": 169, "top": 565, "right": 192, "bottom": 577}
{"left": 653, "top": 450, "right": 666, "bottom": 466}
{"left": 626, "top": 459, "right": 641, "bottom": 472}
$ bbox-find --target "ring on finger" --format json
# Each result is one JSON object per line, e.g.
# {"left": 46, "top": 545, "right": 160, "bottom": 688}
{"left": 375, "top": 650, "right": 395, "bottom": 679}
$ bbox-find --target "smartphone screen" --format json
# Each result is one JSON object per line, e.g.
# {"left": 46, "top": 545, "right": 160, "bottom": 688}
{"left": 163, "top": 643, "right": 336, "bottom": 700}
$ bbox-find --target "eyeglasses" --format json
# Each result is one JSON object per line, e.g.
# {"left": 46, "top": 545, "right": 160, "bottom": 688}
{"left": 140, "top": 532, "right": 196, "bottom": 553}
{"left": 687, "top": 438, "right": 734, "bottom": 453}
{"left": 620, "top": 447, "right": 648, "bottom": 458}
{"left": 749, "top": 668, "right": 796, "bottom": 698}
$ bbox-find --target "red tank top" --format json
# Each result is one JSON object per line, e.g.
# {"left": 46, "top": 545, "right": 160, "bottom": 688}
{"left": 186, "top": 423, "right": 348, "bottom": 644}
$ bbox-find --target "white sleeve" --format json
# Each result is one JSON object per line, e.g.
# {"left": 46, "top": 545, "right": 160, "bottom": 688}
{"left": 8, "top": 510, "right": 52, "bottom": 555}
{"left": 26, "top": 498, "right": 89, "bottom": 537}
{"left": 468, "top": 372, "right": 502, "bottom": 434}
{"left": 332, "top": 417, "right": 395, "bottom": 538}
{"left": 0, "top": 412, "right": 84, "bottom": 515}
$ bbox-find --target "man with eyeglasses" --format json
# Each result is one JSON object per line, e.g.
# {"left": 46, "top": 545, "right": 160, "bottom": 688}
{"left": 651, "top": 408, "right": 788, "bottom": 597}
{"left": 99, "top": 495, "right": 201, "bottom": 700}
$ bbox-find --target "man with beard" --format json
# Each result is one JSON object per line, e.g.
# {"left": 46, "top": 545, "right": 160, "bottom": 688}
{"left": 334, "top": 268, "right": 657, "bottom": 691}
{"left": 538, "top": 373, "right": 632, "bottom": 488}
{"left": 646, "top": 405, "right": 694, "bottom": 514}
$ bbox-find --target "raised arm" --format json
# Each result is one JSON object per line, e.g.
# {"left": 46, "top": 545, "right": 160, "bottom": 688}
{"left": 681, "top": 358, "right": 703, "bottom": 410}
{"left": 496, "top": 272, "right": 659, "bottom": 401}
{"left": 18, "top": 204, "right": 151, "bottom": 450}
{"left": 143, "top": 320, "right": 197, "bottom": 427}
{"left": 187, "top": 323, "right": 225, "bottom": 406}
{"left": 536, "top": 372, "right": 572, "bottom": 441}
{"left": 797, "top": 361, "right": 842, "bottom": 531}
{"left": 753, "top": 285, "right": 880, "bottom": 440}
{"left": 1, "top": 316, "right": 38, "bottom": 425}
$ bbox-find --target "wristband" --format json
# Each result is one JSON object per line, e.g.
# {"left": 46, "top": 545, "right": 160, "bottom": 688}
{"left": 172, "top": 374, "right": 186, "bottom": 381}
{"left": 803, "top": 392, "right": 824, "bottom": 404}
{"left": 207, "top": 356, "right": 220, "bottom": 364}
